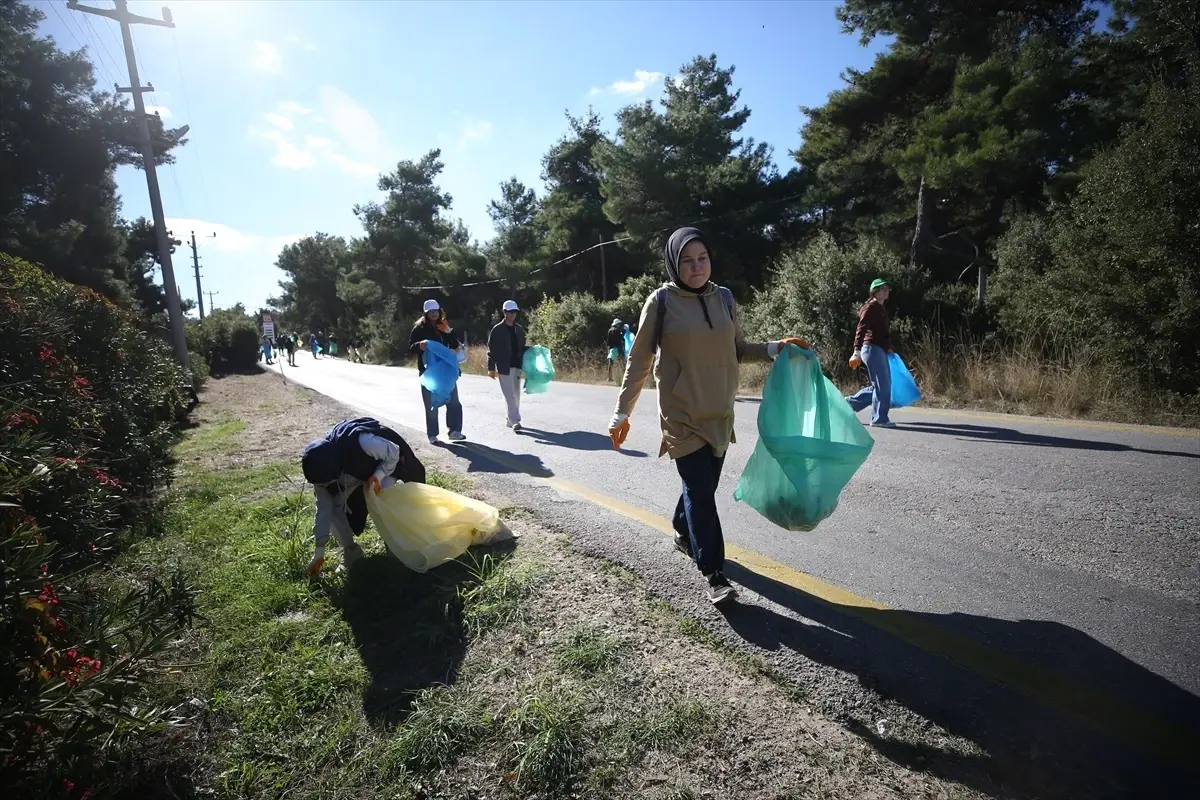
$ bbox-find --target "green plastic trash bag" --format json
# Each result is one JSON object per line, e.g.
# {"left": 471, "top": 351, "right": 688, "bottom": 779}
{"left": 522, "top": 345, "right": 555, "bottom": 394}
{"left": 734, "top": 344, "right": 875, "bottom": 531}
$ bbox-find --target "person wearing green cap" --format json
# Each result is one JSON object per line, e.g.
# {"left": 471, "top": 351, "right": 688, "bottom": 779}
{"left": 846, "top": 278, "right": 896, "bottom": 428}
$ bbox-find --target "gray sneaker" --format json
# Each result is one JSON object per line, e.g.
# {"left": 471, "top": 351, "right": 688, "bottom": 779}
{"left": 512, "top": 422, "right": 523, "bottom": 432}
{"left": 448, "top": 431, "right": 466, "bottom": 442}
{"left": 428, "top": 435, "right": 439, "bottom": 445}
{"left": 871, "top": 421, "right": 897, "bottom": 429}
{"left": 706, "top": 572, "right": 737, "bottom": 605}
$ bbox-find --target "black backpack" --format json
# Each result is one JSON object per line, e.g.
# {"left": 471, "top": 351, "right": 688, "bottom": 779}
{"left": 651, "top": 285, "right": 735, "bottom": 354}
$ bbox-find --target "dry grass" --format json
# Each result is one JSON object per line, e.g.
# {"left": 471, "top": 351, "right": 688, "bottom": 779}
{"left": 456, "top": 337, "right": 1198, "bottom": 428}
{"left": 907, "top": 329, "right": 1200, "bottom": 428}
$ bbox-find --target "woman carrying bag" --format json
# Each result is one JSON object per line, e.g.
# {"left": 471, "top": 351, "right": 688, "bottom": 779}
{"left": 608, "top": 227, "right": 808, "bottom": 605}
{"left": 409, "top": 299, "right": 466, "bottom": 444}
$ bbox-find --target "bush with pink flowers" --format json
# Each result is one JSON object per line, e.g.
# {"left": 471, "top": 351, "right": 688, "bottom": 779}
{"left": 1, "top": 254, "right": 197, "bottom": 796}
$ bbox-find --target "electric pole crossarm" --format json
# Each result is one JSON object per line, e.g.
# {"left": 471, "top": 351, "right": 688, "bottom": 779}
{"left": 67, "top": 1, "right": 175, "bottom": 28}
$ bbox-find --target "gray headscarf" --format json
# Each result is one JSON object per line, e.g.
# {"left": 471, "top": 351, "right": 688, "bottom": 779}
{"left": 664, "top": 227, "right": 710, "bottom": 294}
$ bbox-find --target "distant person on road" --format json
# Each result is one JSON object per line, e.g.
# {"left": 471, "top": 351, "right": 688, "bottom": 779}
{"left": 347, "top": 337, "right": 362, "bottom": 364}
{"left": 606, "top": 318, "right": 626, "bottom": 382}
{"left": 487, "top": 299, "right": 529, "bottom": 432}
{"left": 260, "top": 335, "right": 274, "bottom": 365}
{"left": 301, "top": 417, "right": 426, "bottom": 577}
{"left": 845, "top": 278, "right": 896, "bottom": 428}
{"left": 310, "top": 333, "right": 321, "bottom": 359}
{"left": 409, "top": 299, "right": 466, "bottom": 444}
{"left": 608, "top": 227, "right": 808, "bottom": 606}
{"left": 328, "top": 333, "right": 338, "bottom": 357}
{"left": 281, "top": 333, "right": 297, "bottom": 366}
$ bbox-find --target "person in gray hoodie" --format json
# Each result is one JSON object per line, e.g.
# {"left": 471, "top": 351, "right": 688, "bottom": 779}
{"left": 487, "top": 299, "right": 529, "bottom": 431}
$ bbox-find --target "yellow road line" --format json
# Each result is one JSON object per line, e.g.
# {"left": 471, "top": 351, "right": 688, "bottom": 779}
{"left": 460, "top": 440, "right": 1198, "bottom": 775}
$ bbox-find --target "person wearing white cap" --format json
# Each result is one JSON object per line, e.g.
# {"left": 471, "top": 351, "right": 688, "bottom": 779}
{"left": 408, "top": 298, "right": 466, "bottom": 444}
{"left": 486, "top": 299, "right": 528, "bottom": 431}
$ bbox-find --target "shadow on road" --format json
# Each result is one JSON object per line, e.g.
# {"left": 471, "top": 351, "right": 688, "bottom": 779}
{"left": 901, "top": 421, "right": 1199, "bottom": 459}
{"left": 720, "top": 563, "right": 1200, "bottom": 800}
{"left": 331, "top": 538, "right": 517, "bottom": 726}
{"left": 516, "top": 427, "right": 648, "bottom": 457}
{"left": 719, "top": 562, "right": 1200, "bottom": 799}
{"left": 439, "top": 439, "right": 554, "bottom": 478}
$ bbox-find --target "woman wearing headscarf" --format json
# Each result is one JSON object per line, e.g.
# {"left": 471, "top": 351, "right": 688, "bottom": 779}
{"left": 845, "top": 279, "right": 896, "bottom": 428}
{"left": 608, "top": 227, "right": 809, "bottom": 605}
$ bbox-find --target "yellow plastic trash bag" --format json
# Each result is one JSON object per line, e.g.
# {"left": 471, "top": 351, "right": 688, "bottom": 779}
{"left": 364, "top": 481, "right": 511, "bottom": 573}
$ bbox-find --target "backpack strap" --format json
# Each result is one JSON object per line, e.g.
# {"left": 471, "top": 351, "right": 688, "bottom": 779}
{"left": 653, "top": 285, "right": 736, "bottom": 354}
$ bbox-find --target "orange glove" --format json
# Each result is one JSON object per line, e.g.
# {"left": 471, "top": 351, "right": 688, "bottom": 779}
{"left": 418, "top": 340, "right": 427, "bottom": 351}
{"left": 437, "top": 318, "right": 450, "bottom": 333}
{"left": 780, "top": 337, "right": 810, "bottom": 350}
{"left": 488, "top": 370, "right": 497, "bottom": 379}
{"left": 609, "top": 416, "right": 630, "bottom": 451}
{"left": 849, "top": 352, "right": 862, "bottom": 370}
{"left": 367, "top": 475, "right": 382, "bottom": 495}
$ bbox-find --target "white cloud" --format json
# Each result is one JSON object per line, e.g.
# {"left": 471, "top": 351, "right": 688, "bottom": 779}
{"left": 318, "top": 86, "right": 388, "bottom": 164}
{"left": 276, "top": 101, "right": 311, "bottom": 117}
{"left": 145, "top": 104, "right": 172, "bottom": 118}
{"left": 458, "top": 119, "right": 494, "bottom": 146}
{"left": 248, "top": 41, "right": 283, "bottom": 74}
{"left": 590, "top": 69, "right": 664, "bottom": 97}
{"left": 264, "top": 112, "right": 293, "bottom": 131}
{"left": 164, "top": 217, "right": 304, "bottom": 256}
{"left": 248, "top": 90, "right": 388, "bottom": 180}
{"left": 286, "top": 34, "right": 318, "bottom": 52}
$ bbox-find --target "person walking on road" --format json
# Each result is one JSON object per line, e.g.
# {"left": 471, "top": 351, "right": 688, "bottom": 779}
{"left": 608, "top": 227, "right": 809, "bottom": 605}
{"left": 487, "top": 300, "right": 529, "bottom": 431}
{"left": 845, "top": 278, "right": 896, "bottom": 428}
{"left": 301, "top": 417, "right": 426, "bottom": 577}
{"left": 606, "top": 318, "right": 626, "bottom": 382}
{"left": 328, "top": 333, "right": 339, "bottom": 358}
{"left": 409, "top": 299, "right": 466, "bottom": 444}
{"left": 309, "top": 333, "right": 321, "bottom": 360}
{"left": 282, "top": 333, "right": 297, "bottom": 367}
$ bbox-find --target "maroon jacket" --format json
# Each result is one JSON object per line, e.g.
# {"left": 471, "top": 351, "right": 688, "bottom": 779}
{"left": 853, "top": 299, "right": 891, "bottom": 352}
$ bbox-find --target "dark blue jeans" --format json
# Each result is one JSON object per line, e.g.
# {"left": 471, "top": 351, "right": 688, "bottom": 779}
{"left": 672, "top": 444, "right": 726, "bottom": 576}
{"left": 420, "top": 386, "right": 463, "bottom": 438}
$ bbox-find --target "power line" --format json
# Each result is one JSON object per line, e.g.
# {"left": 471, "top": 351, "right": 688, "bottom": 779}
{"left": 397, "top": 190, "right": 808, "bottom": 293}
{"left": 48, "top": 1, "right": 115, "bottom": 86}
{"left": 80, "top": 13, "right": 123, "bottom": 84}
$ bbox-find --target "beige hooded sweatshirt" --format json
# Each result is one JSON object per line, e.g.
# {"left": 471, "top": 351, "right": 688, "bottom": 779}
{"left": 616, "top": 281, "right": 772, "bottom": 460}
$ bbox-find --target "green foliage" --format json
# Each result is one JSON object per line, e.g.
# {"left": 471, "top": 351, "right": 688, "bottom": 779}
{"left": 743, "top": 233, "right": 904, "bottom": 363}
{"left": 0, "top": 254, "right": 194, "bottom": 796}
{"left": 186, "top": 306, "right": 263, "bottom": 374}
{"left": 0, "top": 1, "right": 186, "bottom": 307}
{"left": 527, "top": 293, "right": 610, "bottom": 359}
{"left": 995, "top": 83, "right": 1200, "bottom": 393}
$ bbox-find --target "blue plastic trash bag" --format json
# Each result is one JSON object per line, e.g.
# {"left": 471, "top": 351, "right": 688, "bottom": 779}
{"left": 623, "top": 327, "right": 635, "bottom": 355}
{"left": 888, "top": 352, "right": 922, "bottom": 408}
{"left": 522, "top": 345, "right": 555, "bottom": 394}
{"left": 421, "top": 340, "right": 460, "bottom": 409}
{"left": 734, "top": 344, "right": 875, "bottom": 531}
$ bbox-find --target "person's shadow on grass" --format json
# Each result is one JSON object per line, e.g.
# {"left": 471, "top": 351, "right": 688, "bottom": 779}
{"left": 328, "top": 537, "right": 517, "bottom": 726}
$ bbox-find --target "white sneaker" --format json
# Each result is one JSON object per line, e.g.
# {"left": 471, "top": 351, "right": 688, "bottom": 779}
{"left": 448, "top": 431, "right": 466, "bottom": 441}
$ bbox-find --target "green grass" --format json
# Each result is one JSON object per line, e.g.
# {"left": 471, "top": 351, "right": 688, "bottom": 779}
{"left": 505, "top": 684, "right": 590, "bottom": 796}
{"left": 616, "top": 698, "right": 722, "bottom": 760}
{"left": 554, "top": 624, "right": 625, "bottom": 676}
{"left": 177, "top": 419, "right": 249, "bottom": 457}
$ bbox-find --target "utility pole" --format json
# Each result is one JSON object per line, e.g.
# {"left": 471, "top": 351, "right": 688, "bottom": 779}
{"left": 598, "top": 233, "right": 608, "bottom": 302}
{"left": 205, "top": 290, "right": 219, "bottom": 312}
{"left": 187, "top": 230, "right": 216, "bottom": 319}
{"left": 68, "top": 1, "right": 190, "bottom": 371}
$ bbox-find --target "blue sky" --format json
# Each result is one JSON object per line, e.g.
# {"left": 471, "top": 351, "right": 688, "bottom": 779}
{"left": 34, "top": 0, "right": 888, "bottom": 313}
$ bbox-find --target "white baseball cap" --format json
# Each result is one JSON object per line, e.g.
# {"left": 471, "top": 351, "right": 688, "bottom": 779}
{"left": 502, "top": 300, "right": 519, "bottom": 312}
{"left": 423, "top": 299, "right": 440, "bottom": 312}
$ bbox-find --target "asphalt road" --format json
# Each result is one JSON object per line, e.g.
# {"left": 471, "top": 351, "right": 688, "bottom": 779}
{"left": 273, "top": 354, "right": 1200, "bottom": 796}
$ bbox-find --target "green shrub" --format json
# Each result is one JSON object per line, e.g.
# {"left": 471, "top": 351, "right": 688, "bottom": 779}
{"left": 186, "top": 307, "right": 262, "bottom": 374}
{"left": 0, "top": 254, "right": 195, "bottom": 796}
{"left": 527, "top": 292, "right": 610, "bottom": 359}
{"left": 743, "top": 233, "right": 906, "bottom": 377}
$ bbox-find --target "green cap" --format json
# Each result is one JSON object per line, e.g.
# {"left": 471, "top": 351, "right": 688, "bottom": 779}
{"left": 869, "top": 278, "right": 889, "bottom": 292}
